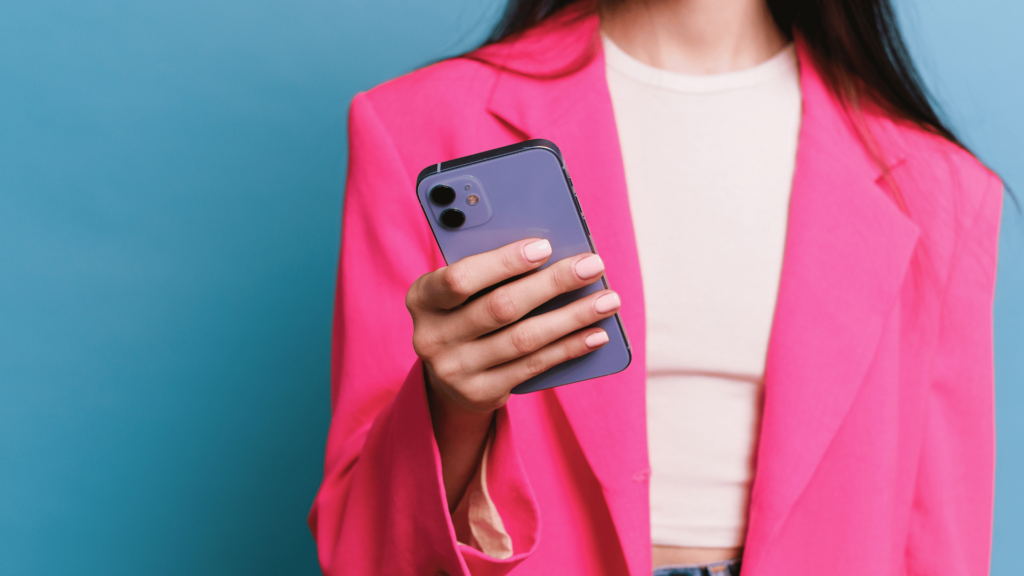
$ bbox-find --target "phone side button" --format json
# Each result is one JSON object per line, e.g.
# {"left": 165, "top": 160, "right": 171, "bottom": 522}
{"left": 581, "top": 215, "right": 591, "bottom": 235}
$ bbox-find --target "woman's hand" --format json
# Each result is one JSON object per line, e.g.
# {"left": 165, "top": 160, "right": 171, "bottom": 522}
{"left": 407, "top": 237, "right": 620, "bottom": 412}
{"left": 405, "top": 237, "right": 621, "bottom": 510}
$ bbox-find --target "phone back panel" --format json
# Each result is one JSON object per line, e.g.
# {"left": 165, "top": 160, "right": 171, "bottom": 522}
{"left": 416, "top": 140, "right": 631, "bottom": 394}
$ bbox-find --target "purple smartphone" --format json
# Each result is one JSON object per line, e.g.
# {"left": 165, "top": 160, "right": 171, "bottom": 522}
{"left": 416, "top": 139, "right": 631, "bottom": 394}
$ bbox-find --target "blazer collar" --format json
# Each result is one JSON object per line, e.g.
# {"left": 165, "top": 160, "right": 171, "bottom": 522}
{"left": 479, "top": 11, "right": 919, "bottom": 573}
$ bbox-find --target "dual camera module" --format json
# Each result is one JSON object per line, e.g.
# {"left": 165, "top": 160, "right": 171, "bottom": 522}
{"left": 429, "top": 184, "right": 467, "bottom": 228}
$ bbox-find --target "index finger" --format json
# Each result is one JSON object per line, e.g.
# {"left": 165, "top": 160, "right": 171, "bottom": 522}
{"left": 420, "top": 238, "right": 553, "bottom": 310}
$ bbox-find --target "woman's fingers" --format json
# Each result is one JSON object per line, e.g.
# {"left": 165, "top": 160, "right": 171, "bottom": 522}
{"left": 483, "top": 327, "right": 612, "bottom": 393}
{"left": 406, "top": 240, "right": 619, "bottom": 408}
{"left": 412, "top": 238, "right": 553, "bottom": 311}
{"left": 458, "top": 252, "right": 607, "bottom": 338}
{"left": 466, "top": 288, "right": 621, "bottom": 372}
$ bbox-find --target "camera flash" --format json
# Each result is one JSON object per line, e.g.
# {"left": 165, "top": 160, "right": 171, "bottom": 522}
{"left": 466, "top": 194, "right": 479, "bottom": 205}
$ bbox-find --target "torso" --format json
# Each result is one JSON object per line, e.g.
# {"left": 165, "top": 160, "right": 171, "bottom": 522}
{"left": 604, "top": 34, "right": 802, "bottom": 565}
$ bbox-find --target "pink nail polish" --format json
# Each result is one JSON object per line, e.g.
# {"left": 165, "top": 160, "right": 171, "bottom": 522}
{"left": 524, "top": 239, "right": 552, "bottom": 262}
{"left": 574, "top": 254, "right": 604, "bottom": 279}
{"left": 585, "top": 331, "right": 609, "bottom": 348}
{"left": 594, "top": 292, "right": 621, "bottom": 314}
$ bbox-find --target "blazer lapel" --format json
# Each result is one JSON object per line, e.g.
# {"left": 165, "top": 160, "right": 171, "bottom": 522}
{"left": 742, "top": 40, "right": 919, "bottom": 569}
{"left": 483, "top": 10, "right": 653, "bottom": 575}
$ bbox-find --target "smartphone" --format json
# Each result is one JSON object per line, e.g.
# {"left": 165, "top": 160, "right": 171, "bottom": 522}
{"left": 416, "top": 139, "right": 631, "bottom": 394}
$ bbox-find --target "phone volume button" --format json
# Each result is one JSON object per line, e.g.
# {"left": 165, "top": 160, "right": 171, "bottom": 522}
{"left": 571, "top": 192, "right": 583, "bottom": 214}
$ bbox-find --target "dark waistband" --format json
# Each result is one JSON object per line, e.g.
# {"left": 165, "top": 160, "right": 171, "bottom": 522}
{"left": 652, "top": 557, "right": 741, "bottom": 576}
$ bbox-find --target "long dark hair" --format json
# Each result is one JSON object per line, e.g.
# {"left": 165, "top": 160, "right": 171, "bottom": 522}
{"left": 483, "top": 0, "right": 964, "bottom": 156}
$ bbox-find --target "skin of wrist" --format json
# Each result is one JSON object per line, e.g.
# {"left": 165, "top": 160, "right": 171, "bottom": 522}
{"left": 426, "top": 375, "right": 495, "bottom": 440}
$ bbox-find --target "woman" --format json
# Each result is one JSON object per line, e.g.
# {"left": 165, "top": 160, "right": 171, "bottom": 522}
{"left": 309, "top": 0, "right": 1003, "bottom": 574}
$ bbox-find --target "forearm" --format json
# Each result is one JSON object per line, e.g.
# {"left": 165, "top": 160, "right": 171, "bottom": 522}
{"left": 426, "top": 378, "right": 497, "bottom": 512}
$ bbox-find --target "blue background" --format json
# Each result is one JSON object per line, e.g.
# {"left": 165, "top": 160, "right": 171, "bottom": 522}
{"left": 0, "top": 0, "right": 1019, "bottom": 574}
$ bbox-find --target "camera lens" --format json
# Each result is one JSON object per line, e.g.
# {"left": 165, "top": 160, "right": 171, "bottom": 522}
{"left": 440, "top": 208, "right": 466, "bottom": 228}
{"left": 429, "top": 185, "right": 456, "bottom": 206}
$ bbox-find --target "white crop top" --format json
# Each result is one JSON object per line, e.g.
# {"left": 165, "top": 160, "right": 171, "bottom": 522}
{"left": 604, "top": 36, "right": 801, "bottom": 548}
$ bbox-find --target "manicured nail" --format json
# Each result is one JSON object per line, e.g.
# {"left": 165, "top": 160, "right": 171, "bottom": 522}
{"left": 594, "top": 292, "right": 621, "bottom": 314}
{"left": 574, "top": 254, "right": 604, "bottom": 279}
{"left": 584, "top": 331, "right": 609, "bottom": 348}
{"left": 524, "top": 239, "right": 552, "bottom": 262}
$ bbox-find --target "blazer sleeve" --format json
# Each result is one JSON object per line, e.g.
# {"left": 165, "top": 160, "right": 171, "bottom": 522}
{"left": 308, "top": 92, "right": 540, "bottom": 576}
{"left": 905, "top": 174, "right": 1003, "bottom": 575}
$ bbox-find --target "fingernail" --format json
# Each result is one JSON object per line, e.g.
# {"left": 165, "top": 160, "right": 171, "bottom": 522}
{"left": 524, "top": 239, "right": 552, "bottom": 262}
{"left": 594, "top": 292, "right": 621, "bottom": 314}
{"left": 574, "top": 254, "right": 604, "bottom": 279}
{"left": 585, "top": 331, "right": 609, "bottom": 348}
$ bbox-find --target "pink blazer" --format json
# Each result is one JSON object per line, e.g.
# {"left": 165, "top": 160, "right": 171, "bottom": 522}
{"left": 310, "top": 9, "right": 1003, "bottom": 576}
